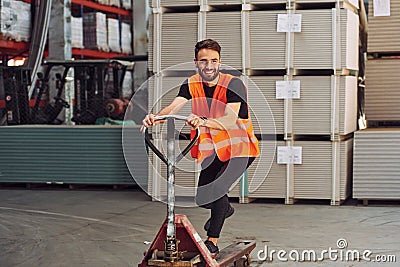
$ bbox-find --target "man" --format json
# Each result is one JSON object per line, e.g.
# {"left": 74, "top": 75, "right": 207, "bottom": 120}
{"left": 143, "top": 39, "right": 260, "bottom": 256}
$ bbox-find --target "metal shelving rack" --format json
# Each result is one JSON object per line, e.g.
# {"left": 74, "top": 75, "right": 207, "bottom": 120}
{"left": 71, "top": 0, "right": 131, "bottom": 16}
{"left": 0, "top": 0, "right": 133, "bottom": 61}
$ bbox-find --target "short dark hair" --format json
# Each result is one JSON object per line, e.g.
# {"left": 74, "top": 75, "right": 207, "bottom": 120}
{"left": 195, "top": 39, "right": 221, "bottom": 59}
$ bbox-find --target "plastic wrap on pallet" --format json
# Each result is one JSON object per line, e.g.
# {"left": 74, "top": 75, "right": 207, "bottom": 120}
{"left": 121, "top": 22, "right": 132, "bottom": 54}
{"left": 83, "top": 12, "right": 109, "bottom": 52}
{"left": 12, "top": 0, "right": 31, "bottom": 41}
{"left": 71, "top": 16, "right": 83, "bottom": 48}
{"left": 122, "top": 70, "right": 133, "bottom": 99}
{"left": 0, "top": 0, "right": 31, "bottom": 41}
{"left": 109, "top": 0, "right": 120, "bottom": 8}
{"left": 97, "top": 0, "right": 109, "bottom": 5}
{"left": 107, "top": 18, "right": 121, "bottom": 53}
{"left": 1, "top": 0, "right": 13, "bottom": 38}
{"left": 121, "top": 0, "right": 132, "bottom": 10}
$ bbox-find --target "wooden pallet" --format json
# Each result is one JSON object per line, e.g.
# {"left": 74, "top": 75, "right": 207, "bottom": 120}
{"left": 357, "top": 199, "right": 400, "bottom": 206}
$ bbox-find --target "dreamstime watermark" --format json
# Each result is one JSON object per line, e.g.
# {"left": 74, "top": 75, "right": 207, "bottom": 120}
{"left": 257, "top": 238, "right": 397, "bottom": 263}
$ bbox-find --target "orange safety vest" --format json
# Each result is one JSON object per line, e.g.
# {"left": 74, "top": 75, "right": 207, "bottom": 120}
{"left": 189, "top": 73, "right": 260, "bottom": 162}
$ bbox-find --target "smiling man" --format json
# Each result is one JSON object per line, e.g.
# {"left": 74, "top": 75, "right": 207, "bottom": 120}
{"left": 143, "top": 39, "right": 260, "bottom": 257}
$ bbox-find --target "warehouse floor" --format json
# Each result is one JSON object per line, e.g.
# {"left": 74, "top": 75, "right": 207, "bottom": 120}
{"left": 0, "top": 188, "right": 399, "bottom": 267}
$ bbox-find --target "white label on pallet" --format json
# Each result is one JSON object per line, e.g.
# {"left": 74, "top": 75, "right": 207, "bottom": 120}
{"left": 374, "top": 0, "right": 390, "bottom": 16}
{"left": 291, "top": 147, "right": 302, "bottom": 164}
{"left": 276, "top": 80, "right": 300, "bottom": 99}
{"left": 290, "top": 14, "right": 302, "bottom": 32}
{"left": 277, "top": 146, "right": 302, "bottom": 164}
{"left": 277, "top": 146, "right": 289, "bottom": 164}
{"left": 275, "top": 81, "right": 286, "bottom": 99}
{"left": 277, "top": 14, "right": 302, "bottom": 32}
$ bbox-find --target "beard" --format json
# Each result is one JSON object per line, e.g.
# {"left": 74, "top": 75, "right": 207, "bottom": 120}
{"left": 198, "top": 66, "right": 220, "bottom": 82}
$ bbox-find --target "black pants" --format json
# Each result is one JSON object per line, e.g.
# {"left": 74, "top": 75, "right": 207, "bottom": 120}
{"left": 196, "top": 154, "right": 255, "bottom": 238}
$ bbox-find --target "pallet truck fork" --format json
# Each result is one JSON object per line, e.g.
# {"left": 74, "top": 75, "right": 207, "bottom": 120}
{"left": 139, "top": 115, "right": 256, "bottom": 267}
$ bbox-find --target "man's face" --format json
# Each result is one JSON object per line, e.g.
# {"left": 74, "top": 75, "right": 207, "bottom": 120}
{"left": 195, "top": 48, "right": 221, "bottom": 82}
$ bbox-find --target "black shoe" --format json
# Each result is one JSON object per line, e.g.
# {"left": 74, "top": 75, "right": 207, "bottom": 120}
{"left": 204, "top": 240, "right": 219, "bottom": 255}
{"left": 204, "top": 205, "right": 235, "bottom": 232}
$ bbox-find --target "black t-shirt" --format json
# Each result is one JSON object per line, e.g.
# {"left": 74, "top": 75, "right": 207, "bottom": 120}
{"left": 177, "top": 77, "right": 248, "bottom": 119}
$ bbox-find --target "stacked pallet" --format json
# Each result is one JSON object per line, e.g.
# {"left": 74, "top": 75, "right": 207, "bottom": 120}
{"left": 107, "top": 18, "right": 121, "bottom": 53}
{"left": 352, "top": 0, "right": 400, "bottom": 203}
{"left": 353, "top": 128, "right": 400, "bottom": 204}
{"left": 0, "top": 0, "right": 31, "bottom": 42}
{"left": 71, "top": 16, "right": 84, "bottom": 48}
{"left": 83, "top": 12, "right": 109, "bottom": 52}
{"left": 148, "top": 0, "right": 364, "bottom": 205}
{"left": 121, "top": 0, "right": 132, "bottom": 10}
{"left": 79, "top": 12, "right": 132, "bottom": 53}
{"left": 121, "top": 22, "right": 132, "bottom": 54}
{"left": 365, "top": 0, "right": 400, "bottom": 123}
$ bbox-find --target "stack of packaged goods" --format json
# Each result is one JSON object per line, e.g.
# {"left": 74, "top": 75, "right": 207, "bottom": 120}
{"left": 97, "top": 0, "right": 109, "bottom": 5}
{"left": 353, "top": 0, "right": 400, "bottom": 204}
{"left": 121, "top": 0, "right": 132, "bottom": 10}
{"left": 108, "top": 0, "right": 120, "bottom": 8}
{"left": 365, "top": 0, "right": 400, "bottom": 123}
{"left": 71, "top": 16, "right": 83, "bottom": 48}
{"left": 83, "top": 12, "right": 109, "bottom": 52}
{"left": 0, "top": 0, "right": 31, "bottom": 41}
{"left": 107, "top": 18, "right": 121, "bottom": 53}
{"left": 121, "top": 22, "right": 132, "bottom": 54}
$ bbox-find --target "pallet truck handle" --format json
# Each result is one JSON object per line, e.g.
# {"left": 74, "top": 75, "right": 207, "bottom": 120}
{"left": 144, "top": 115, "right": 200, "bottom": 164}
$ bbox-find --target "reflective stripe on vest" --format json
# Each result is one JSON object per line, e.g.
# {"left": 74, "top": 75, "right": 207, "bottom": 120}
{"left": 188, "top": 73, "right": 260, "bottom": 162}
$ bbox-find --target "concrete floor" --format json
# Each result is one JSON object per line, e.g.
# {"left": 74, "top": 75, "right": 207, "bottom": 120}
{"left": 0, "top": 188, "right": 399, "bottom": 267}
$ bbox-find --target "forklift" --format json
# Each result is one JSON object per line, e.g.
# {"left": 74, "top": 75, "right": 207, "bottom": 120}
{"left": 31, "top": 59, "right": 134, "bottom": 124}
{"left": 140, "top": 115, "right": 256, "bottom": 267}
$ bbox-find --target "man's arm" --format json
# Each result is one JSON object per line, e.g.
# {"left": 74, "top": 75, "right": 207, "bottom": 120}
{"left": 142, "top": 96, "right": 188, "bottom": 127}
{"left": 187, "top": 102, "right": 240, "bottom": 130}
{"left": 156, "top": 96, "right": 188, "bottom": 116}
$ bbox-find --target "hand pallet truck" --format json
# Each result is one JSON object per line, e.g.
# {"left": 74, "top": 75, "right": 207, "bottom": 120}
{"left": 139, "top": 115, "right": 256, "bottom": 267}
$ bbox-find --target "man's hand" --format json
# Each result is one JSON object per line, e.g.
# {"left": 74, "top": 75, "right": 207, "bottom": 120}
{"left": 187, "top": 114, "right": 206, "bottom": 129}
{"left": 141, "top": 113, "right": 167, "bottom": 133}
{"left": 142, "top": 113, "right": 156, "bottom": 128}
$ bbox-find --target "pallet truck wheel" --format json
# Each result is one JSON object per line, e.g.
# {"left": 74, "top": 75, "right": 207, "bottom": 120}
{"left": 234, "top": 255, "right": 250, "bottom": 267}
{"left": 245, "top": 254, "right": 251, "bottom": 266}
